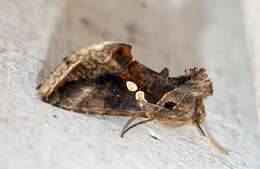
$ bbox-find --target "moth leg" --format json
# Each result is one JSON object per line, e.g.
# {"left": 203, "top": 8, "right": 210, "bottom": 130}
{"left": 121, "top": 117, "right": 137, "bottom": 135}
{"left": 193, "top": 122, "right": 228, "bottom": 155}
{"left": 121, "top": 118, "right": 154, "bottom": 138}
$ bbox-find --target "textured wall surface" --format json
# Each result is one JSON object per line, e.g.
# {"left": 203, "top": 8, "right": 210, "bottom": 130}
{"left": 243, "top": 0, "right": 260, "bottom": 127}
{"left": 1, "top": 0, "right": 260, "bottom": 169}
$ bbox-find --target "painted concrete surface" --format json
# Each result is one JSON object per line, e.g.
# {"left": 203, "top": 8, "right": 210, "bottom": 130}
{"left": 0, "top": 0, "right": 260, "bottom": 169}
{"left": 243, "top": 0, "right": 260, "bottom": 127}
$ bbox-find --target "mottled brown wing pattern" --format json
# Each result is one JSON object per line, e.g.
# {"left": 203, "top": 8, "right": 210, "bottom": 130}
{"left": 37, "top": 41, "right": 227, "bottom": 154}
{"left": 37, "top": 42, "right": 133, "bottom": 101}
{"left": 37, "top": 41, "right": 183, "bottom": 118}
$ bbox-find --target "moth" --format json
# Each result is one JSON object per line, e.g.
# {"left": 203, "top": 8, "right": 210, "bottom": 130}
{"left": 37, "top": 41, "right": 227, "bottom": 154}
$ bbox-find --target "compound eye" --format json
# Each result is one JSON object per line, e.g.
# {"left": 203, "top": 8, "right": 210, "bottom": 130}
{"left": 164, "top": 102, "right": 177, "bottom": 110}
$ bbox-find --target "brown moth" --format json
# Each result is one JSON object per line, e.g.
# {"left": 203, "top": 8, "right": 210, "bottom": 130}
{"left": 37, "top": 41, "right": 227, "bottom": 154}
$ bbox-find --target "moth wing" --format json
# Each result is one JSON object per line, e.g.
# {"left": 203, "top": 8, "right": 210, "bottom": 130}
{"left": 37, "top": 41, "right": 179, "bottom": 119}
{"left": 37, "top": 41, "right": 133, "bottom": 101}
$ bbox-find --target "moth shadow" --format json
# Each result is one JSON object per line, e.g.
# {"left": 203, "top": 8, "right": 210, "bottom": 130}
{"left": 37, "top": 0, "right": 208, "bottom": 123}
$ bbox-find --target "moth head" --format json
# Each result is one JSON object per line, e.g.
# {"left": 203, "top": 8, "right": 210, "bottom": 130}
{"left": 157, "top": 68, "right": 213, "bottom": 123}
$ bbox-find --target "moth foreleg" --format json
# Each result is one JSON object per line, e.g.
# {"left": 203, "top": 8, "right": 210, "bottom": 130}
{"left": 121, "top": 118, "right": 154, "bottom": 137}
{"left": 121, "top": 117, "right": 137, "bottom": 135}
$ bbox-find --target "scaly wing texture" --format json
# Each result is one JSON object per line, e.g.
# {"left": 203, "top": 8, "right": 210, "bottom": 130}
{"left": 37, "top": 42, "right": 181, "bottom": 117}
{"left": 37, "top": 42, "right": 212, "bottom": 124}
